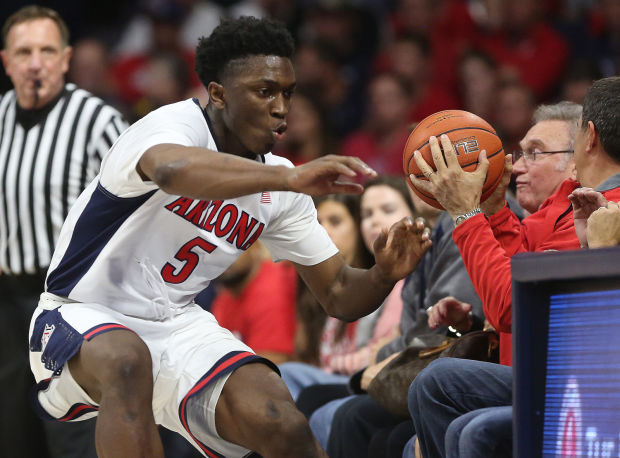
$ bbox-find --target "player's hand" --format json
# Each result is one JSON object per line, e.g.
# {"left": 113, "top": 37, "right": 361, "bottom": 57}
{"left": 410, "top": 135, "right": 489, "bottom": 219}
{"left": 586, "top": 201, "right": 620, "bottom": 249}
{"left": 427, "top": 296, "right": 473, "bottom": 333}
{"left": 373, "top": 216, "right": 432, "bottom": 282}
{"left": 285, "top": 155, "right": 376, "bottom": 196}
{"left": 481, "top": 154, "right": 512, "bottom": 216}
{"left": 568, "top": 187, "right": 608, "bottom": 248}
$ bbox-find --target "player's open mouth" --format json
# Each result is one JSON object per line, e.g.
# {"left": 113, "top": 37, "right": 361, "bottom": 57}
{"left": 272, "top": 123, "right": 287, "bottom": 141}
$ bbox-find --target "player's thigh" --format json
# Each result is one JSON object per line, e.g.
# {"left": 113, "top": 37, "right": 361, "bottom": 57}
{"left": 214, "top": 362, "right": 305, "bottom": 447}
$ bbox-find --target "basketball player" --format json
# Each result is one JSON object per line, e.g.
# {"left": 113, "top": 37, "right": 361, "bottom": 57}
{"left": 27, "top": 16, "right": 432, "bottom": 458}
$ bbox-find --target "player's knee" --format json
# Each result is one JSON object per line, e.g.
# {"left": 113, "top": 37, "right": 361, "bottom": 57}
{"left": 97, "top": 339, "right": 153, "bottom": 392}
{"left": 256, "top": 399, "right": 316, "bottom": 455}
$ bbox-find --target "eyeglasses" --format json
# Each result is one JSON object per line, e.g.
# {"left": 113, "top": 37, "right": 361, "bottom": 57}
{"left": 512, "top": 149, "right": 574, "bottom": 164}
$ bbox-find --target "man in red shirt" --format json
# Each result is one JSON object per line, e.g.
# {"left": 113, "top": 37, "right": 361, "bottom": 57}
{"left": 408, "top": 76, "right": 620, "bottom": 458}
{"left": 211, "top": 241, "right": 297, "bottom": 365}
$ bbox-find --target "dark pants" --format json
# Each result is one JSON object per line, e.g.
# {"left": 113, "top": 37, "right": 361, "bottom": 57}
{"left": 326, "top": 394, "right": 410, "bottom": 458}
{"left": 408, "top": 358, "right": 513, "bottom": 458}
{"left": 0, "top": 273, "right": 96, "bottom": 458}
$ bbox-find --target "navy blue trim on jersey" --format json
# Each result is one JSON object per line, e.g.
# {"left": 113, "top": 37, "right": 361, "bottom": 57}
{"left": 46, "top": 183, "right": 157, "bottom": 296}
{"left": 30, "top": 308, "right": 84, "bottom": 375}
{"left": 178, "top": 351, "right": 279, "bottom": 457}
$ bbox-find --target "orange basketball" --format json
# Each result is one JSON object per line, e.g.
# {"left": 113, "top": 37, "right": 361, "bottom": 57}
{"left": 403, "top": 110, "right": 505, "bottom": 210}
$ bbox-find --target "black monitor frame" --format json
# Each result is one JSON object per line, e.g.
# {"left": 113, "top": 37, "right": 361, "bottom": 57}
{"left": 512, "top": 247, "right": 620, "bottom": 458}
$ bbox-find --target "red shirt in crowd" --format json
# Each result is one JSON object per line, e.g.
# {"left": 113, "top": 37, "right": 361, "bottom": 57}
{"left": 453, "top": 179, "right": 620, "bottom": 365}
{"left": 211, "top": 260, "right": 298, "bottom": 356}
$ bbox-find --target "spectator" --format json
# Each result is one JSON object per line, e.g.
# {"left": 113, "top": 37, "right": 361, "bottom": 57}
{"left": 471, "top": 0, "right": 570, "bottom": 100}
{"left": 280, "top": 176, "right": 417, "bottom": 401}
{"left": 272, "top": 91, "right": 336, "bottom": 166}
{"left": 457, "top": 48, "right": 499, "bottom": 122}
{"left": 409, "top": 77, "right": 620, "bottom": 458}
{"left": 292, "top": 194, "right": 373, "bottom": 374}
{"left": 493, "top": 82, "right": 536, "bottom": 161}
{"left": 211, "top": 241, "right": 298, "bottom": 364}
{"left": 0, "top": 5, "right": 128, "bottom": 457}
{"left": 340, "top": 72, "right": 413, "bottom": 176}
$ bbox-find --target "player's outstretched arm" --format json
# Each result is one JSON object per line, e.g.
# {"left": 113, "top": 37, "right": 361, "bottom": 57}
{"left": 296, "top": 217, "right": 432, "bottom": 321}
{"left": 137, "top": 145, "right": 375, "bottom": 199}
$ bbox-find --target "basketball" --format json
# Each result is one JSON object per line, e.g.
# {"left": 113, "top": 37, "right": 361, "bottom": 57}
{"left": 403, "top": 110, "right": 505, "bottom": 210}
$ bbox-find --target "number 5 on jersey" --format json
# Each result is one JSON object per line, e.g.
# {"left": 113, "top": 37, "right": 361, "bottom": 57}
{"left": 161, "top": 237, "right": 217, "bottom": 284}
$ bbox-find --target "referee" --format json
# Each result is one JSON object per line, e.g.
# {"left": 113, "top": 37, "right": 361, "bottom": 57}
{"left": 0, "top": 6, "right": 128, "bottom": 457}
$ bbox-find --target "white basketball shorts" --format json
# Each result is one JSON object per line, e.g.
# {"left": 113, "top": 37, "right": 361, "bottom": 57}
{"left": 28, "top": 292, "right": 277, "bottom": 457}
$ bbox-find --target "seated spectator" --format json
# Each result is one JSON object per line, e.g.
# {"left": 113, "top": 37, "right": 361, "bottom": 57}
{"left": 340, "top": 72, "right": 414, "bottom": 176}
{"left": 457, "top": 48, "right": 499, "bottom": 123}
{"left": 280, "top": 176, "right": 417, "bottom": 400}
{"left": 372, "top": 34, "right": 460, "bottom": 123}
{"left": 293, "top": 194, "right": 373, "bottom": 369}
{"left": 272, "top": 92, "right": 336, "bottom": 166}
{"left": 492, "top": 82, "right": 536, "bottom": 162}
{"left": 408, "top": 78, "right": 620, "bottom": 458}
{"left": 211, "top": 241, "right": 297, "bottom": 365}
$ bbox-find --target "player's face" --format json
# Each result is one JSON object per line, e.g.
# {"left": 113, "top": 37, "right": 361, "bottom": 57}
{"left": 360, "top": 185, "right": 413, "bottom": 254}
{"left": 513, "top": 120, "right": 576, "bottom": 214}
{"left": 1, "top": 18, "right": 71, "bottom": 109}
{"left": 219, "top": 55, "right": 296, "bottom": 157}
{"left": 317, "top": 200, "right": 359, "bottom": 264}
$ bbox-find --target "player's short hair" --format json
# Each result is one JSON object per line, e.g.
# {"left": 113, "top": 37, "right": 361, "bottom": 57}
{"left": 3, "top": 5, "right": 70, "bottom": 49}
{"left": 195, "top": 16, "right": 295, "bottom": 87}
{"left": 581, "top": 76, "right": 620, "bottom": 163}
{"left": 533, "top": 101, "right": 582, "bottom": 148}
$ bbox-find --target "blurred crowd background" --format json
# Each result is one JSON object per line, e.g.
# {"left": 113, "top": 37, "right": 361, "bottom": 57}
{"left": 2, "top": 0, "right": 619, "bottom": 175}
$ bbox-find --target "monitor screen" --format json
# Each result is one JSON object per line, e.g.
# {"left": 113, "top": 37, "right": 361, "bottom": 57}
{"left": 512, "top": 247, "right": 620, "bottom": 458}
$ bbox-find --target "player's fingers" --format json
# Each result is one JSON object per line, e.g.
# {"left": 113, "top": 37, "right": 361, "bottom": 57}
{"left": 336, "top": 155, "right": 377, "bottom": 178}
{"left": 440, "top": 134, "right": 460, "bottom": 169}
{"left": 429, "top": 136, "right": 448, "bottom": 172}
{"left": 329, "top": 181, "right": 364, "bottom": 194}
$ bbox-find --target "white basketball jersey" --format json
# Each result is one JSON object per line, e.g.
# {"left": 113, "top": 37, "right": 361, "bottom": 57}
{"left": 45, "top": 99, "right": 337, "bottom": 320}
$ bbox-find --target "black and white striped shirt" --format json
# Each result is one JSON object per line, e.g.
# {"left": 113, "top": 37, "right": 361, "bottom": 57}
{"left": 0, "top": 83, "right": 128, "bottom": 275}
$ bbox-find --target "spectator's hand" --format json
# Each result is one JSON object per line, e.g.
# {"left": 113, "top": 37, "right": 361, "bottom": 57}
{"left": 586, "top": 201, "right": 620, "bottom": 248}
{"left": 427, "top": 296, "right": 473, "bottom": 333}
{"left": 360, "top": 352, "right": 400, "bottom": 390}
{"left": 410, "top": 135, "right": 489, "bottom": 221}
{"left": 373, "top": 217, "right": 432, "bottom": 283}
{"left": 328, "top": 346, "right": 371, "bottom": 375}
{"left": 481, "top": 154, "right": 512, "bottom": 216}
{"left": 569, "top": 187, "right": 608, "bottom": 248}
{"left": 285, "top": 155, "right": 376, "bottom": 196}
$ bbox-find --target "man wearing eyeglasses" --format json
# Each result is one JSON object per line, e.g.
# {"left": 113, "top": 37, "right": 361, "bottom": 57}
{"left": 408, "top": 77, "right": 620, "bottom": 458}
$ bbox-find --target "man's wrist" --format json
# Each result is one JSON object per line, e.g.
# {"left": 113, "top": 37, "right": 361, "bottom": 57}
{"left": 453, "top": 208, "right": 482, "bottom": 226}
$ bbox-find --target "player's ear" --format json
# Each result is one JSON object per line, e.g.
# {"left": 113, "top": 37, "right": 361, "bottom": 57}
{"left": 207, "top": 82, "right": 225, "bottom": 109}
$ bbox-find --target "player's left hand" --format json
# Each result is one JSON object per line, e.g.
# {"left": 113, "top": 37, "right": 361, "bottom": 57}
{"left": 373, "top": 216, "right": 432, "bottom": 282}
{"left": 410, "top": 135, "right": 489, "bottom": 219}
